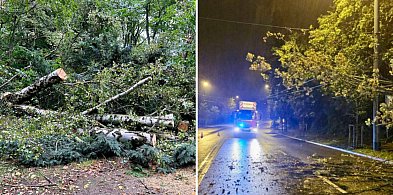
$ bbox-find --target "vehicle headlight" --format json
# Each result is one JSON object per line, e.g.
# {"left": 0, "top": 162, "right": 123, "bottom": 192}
{"left": 251, "top": 128, "right": 258, "bottom": 132}
{"left": 234, "top": 127, "right": 240, "bottom": 132}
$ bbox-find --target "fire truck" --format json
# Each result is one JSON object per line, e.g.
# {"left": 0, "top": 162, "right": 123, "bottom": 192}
{"left": 234, "top": 101, "right": 259, "bottom": 132}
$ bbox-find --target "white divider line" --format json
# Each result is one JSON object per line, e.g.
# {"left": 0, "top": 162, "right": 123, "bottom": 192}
{"left": 316, "top": 175, "right": 348, "bottom": 194}
{"left": 278, "top": 133, "right": 393, "bottom": 165}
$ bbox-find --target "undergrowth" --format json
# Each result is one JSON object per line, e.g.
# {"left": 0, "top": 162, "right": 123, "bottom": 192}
{"left": 0, "top": 115, "right": 195, "bottom": 172}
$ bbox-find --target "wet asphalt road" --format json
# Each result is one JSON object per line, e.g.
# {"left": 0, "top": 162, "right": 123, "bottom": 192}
{"left": 198, "top": 123, "right": 393, "bottom": 194}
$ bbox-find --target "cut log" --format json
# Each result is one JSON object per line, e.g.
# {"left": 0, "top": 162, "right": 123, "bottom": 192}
{"left": 78, "top": 127, "right": 157, "bottom": 147}
{"left": 177, "top": 121, "right": 189, "bottom": 132}
{"left": 82, "top": 76, "right": 152, "bottom": 115}
{"left": 1, "top": 68, "right": 67, "bottom": 104}
{"left": 93, "top": 114, "right": 174, "bottom": 127}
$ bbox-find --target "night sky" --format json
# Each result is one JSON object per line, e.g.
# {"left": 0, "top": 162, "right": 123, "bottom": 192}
{"left": 198, "top": 0, "right": 333, "bottom": 102}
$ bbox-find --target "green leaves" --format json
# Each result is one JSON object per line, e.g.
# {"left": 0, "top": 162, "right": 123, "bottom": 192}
{"left": 246, "top": 0, "right": 393, "bottom": 131}
{"left": 172, "top": 143, "right": 195, "bottom": 167}
{"left": 0, "top": 0, "right": 195, "bottom": 172}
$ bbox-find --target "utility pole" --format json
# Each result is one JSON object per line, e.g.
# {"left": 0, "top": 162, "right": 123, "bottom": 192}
{"left": 372, "top": 0, "right": 380, "bottom": 151}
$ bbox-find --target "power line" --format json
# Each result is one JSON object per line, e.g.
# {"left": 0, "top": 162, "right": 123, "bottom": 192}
{"left": 199, "top": 16, "right": 309, "bottom": 31}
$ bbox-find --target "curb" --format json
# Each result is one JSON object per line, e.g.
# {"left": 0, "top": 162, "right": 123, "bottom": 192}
{"left": 277, "top": 132, "right": 393, "bottom": 165}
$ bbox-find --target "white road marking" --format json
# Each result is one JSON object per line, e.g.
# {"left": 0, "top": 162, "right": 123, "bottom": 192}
{"left": 198, "top": 138, "right": 226, "bottom": 186}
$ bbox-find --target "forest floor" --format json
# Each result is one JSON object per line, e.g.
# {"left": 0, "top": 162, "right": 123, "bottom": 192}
{"left": 0, "top": 157, "right": 195, "bottom": 195}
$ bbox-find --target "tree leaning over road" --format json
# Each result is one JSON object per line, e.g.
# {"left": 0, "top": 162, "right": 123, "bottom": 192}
{"left": 248, "top": 0, "right": 393, "bottom": 136}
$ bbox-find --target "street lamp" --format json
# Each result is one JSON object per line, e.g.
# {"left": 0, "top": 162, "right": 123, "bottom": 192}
{"left": 235, "top": 95, "right": 239, "bottom": 99}
{"left": 201, "top": 80, "right": 211, "bottom": 89}
{"left": 200, "top": 80, "right": 212, "bottom": 97}
{"left": 265, "top": 84, "right": 269, "bottom": 90}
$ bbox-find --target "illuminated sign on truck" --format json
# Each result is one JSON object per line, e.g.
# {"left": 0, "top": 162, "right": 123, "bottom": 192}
{"left": 239, "top": 101, "right": 257, "bottom": 110}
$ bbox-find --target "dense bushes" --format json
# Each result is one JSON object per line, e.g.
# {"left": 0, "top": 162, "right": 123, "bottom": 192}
{"left": 0, "top": 117, "right": 195, "bottom": 171}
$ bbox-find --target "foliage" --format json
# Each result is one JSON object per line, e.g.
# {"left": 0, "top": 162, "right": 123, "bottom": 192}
{"left": 0, "top": 115, "right": 195, "bottom": 170}
{"left": 172, "top": 143, "right": 195, "bottom": 167}
{"left": 126, "top": 144, "right": 158, "bottom": 167}
{"left": 353, "top": 148, "right": 393, "bottom": 161}
{"left": 379, "top": 102, "right": 393, "bottom": 129}
{"left": 227, "top": 97, "right": 236, "bottom": 110}
{"left": 157, "top": 154, "right": 175, "bottom": 174}
{"left": 0, "top": 0, "right": 195, "bottom": 170}
{"left": 125, "top": 165, "right": 151, "bottom": 177}
{"left": 198, "top": 100, "right": 221, "bottom": 125}
{"left": 248, "top": 0, "right": 393, "bottom": 132}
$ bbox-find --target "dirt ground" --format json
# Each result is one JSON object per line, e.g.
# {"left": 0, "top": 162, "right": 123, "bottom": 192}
{"left": 0, "top": 158, "right": 195, "bottom": 194}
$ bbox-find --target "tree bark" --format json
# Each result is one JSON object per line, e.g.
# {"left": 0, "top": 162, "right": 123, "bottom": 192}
{"left": 93, "top": 114, "right": 174, "bottom": 127}
{"left": 1, "top": 68, "right": 67, "bottom": 104}
{"left": 13, "top": 104, "right": 58, "bottom": 116}
{"left": 145, "top": 1, "right": 150, "bottom": 44}
{"left": 78, "top": 127, "right": 157, "bottom": 147}
{"left": 12, "top": 104, "right": 174, "bottom": 129}
{"left": 81, "top": 76, "right": 152, "bottom": 115}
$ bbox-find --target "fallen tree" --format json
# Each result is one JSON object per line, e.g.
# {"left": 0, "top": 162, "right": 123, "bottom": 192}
{"left": 77, "top": 127, "right": 157, "bottom": 147}
{"left": 12, "top": 104, "right": 175, "bottom": 128}
{"left": 13, "top": 104, "right": 58, "bottom": 116}
{"left": 93, "top": 114, "right": 174, "bottom": 127}
{"left": 1, "top": 68, "right": 67, "bottom": 104}
{"left": 1, "top": 70, "right": 178, "bottom": 147}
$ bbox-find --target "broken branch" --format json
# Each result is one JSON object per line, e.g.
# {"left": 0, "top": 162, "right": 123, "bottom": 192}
{"left": 82, "top": 76, "right": 152, "bottom": 115}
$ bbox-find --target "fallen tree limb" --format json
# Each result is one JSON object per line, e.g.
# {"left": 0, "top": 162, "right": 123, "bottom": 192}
{"left": 0, "top": 74, "right": 18, "bottom": 90}
{"left": 1, "top": 68, "right": 67, "bottom": 104}
{"left": 78, "top": 127, "right": 157, "bottom": 147}
{"left": 93, "top": 114, "right": 174, "bottom": 127}
{"left": 156, "top": 133, "right": 177, "bottom": 140}
{"left": 13, "top": 104, "right": 58, "bottom": 116}
{"left": 0, "top": 65, "right": 32, "bottom": 90}
{"left": 82, "top": 76, "right": 152, "bottom": 115}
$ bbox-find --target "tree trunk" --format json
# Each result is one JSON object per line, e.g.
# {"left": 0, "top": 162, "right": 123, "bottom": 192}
{"left": 81, "top": 76, "right": 152, "bottom": 115}
{"left": 1, "top": 68, "right": 67, "bottom": 104}
{"left": 12, "top": 104, "right": 175, "bottom": 129}
{"left": 93, "top": 114, "right": 174, "bottom": 127}
{"left": 78, "top": 127, "right": 157, "bottom": 147}
{"left": 13, "top": 104, "right": 58, "bottom": 116}
{"left": 145, "top": 1, "right": 150, "bottom": 44}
